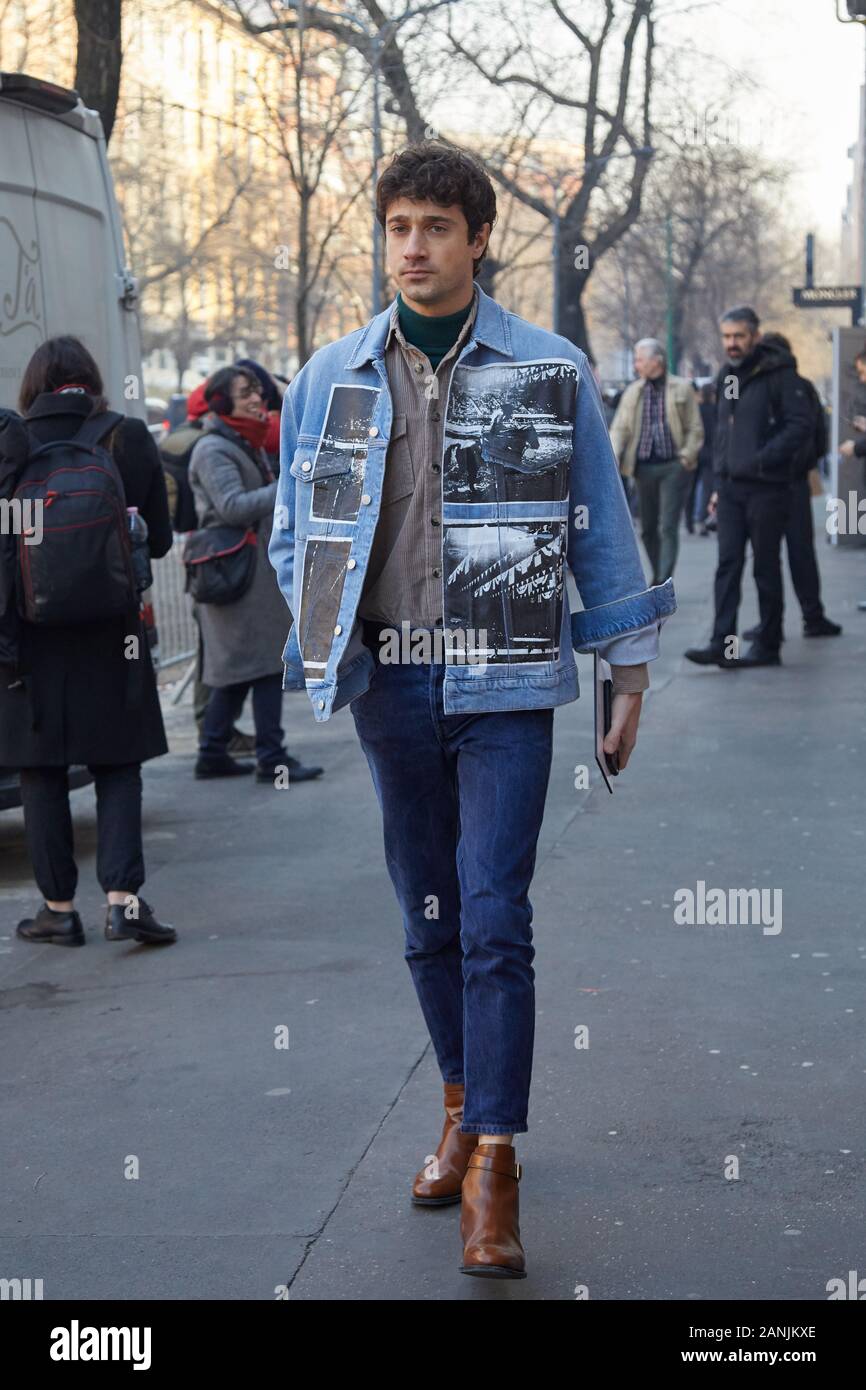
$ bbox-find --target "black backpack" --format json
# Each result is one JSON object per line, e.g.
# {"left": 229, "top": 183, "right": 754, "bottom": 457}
{"left": 13, "top": 411, "right": 138, "bottom": 626}
{"left": 766, "top": 372, "right": 825, "bottom": 481}
{"left": 159, "top": 421, "right": 202, "bottom": 533}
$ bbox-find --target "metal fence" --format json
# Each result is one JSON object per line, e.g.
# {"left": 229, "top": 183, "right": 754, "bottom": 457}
{"left": 150, "top": 535, "right": 197, "bottom": 670}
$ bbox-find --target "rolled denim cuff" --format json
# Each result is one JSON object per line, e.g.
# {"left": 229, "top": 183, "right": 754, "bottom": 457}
{"left": 571, "top": 577, "right": 677, "bottom": 650}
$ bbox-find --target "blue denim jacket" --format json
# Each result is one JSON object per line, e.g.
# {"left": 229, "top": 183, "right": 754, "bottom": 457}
{"left": 269, "top": 284, "right": 676, "bottom": 722}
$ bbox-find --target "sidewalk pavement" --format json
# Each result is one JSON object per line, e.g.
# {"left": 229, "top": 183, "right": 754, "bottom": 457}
{"left": 1, "top": 510, "right": 865, "bottom": 1300}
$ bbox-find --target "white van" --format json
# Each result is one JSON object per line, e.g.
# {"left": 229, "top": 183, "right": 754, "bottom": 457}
{"left": 0, "top": 71, "right": 144, "bottom": 415}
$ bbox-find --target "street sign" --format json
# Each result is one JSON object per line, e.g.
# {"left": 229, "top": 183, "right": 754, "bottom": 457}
{"left": 793, "top": 285, "right": 861, "bottom": 308}
{"left": 793, "top": 285, "right": 862, "bottom": 325}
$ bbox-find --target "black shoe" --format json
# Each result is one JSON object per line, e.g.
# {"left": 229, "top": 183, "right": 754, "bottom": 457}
{"left": 734, "top": 644, "right": 782, "bottom": 667}
{"left": 684, "top": 644, "right": 737, "bottom": 669}
{"left": 195, "top": 754, "right": 255, "bottom": 779}
{"left": 105, "top": 896, "right": 177, "bottom": 945}
{"left": 16, "top": 904, "right": 85, "bottom": 947}
{"left": 803, "top": 616, "right": 842, "bottom": 637}
{"left": 255, "top": 754, "right": 324, "bottom": 784}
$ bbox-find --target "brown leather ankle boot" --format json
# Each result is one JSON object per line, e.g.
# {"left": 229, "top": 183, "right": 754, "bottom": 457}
{"left": 459, "top": 1142, "right": 526, "bottom": 1277}
{"left": 411, "top": 1082, "right": 479, "bottom": 1207}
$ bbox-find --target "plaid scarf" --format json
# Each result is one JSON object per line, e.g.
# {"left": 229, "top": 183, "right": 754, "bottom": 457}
{"left": 636, "top": 376, "right": 675, "bottom": 461}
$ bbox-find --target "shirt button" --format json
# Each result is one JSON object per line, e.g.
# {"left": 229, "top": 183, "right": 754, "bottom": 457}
{"left": 431, "top": 462, "right": 441, "bottom": 473}
{"left": 431, "top": 517, "right": 440, "bottom": 527}
{"left": 368, "top": 426, "right": 379, "bottom": 438}
{"left": 318, "top": 699, "right": 325, "bottom": 709}
{"left": 346, "top": 558, "right": 356, "bottom": 570}
{"left": 361, "top": 494, "right": 371, "bottom": 505}
{"left": 414, "top": 362, "right": 424, "bottom": 374}
{"left": 432, "top": 567, "right": 441, "bottom": 578}
{"left": 301, "top": 461, "right": 312, "bottom": 472}
{"left": 333, "top": 624, "right": 342, "bottom": 636}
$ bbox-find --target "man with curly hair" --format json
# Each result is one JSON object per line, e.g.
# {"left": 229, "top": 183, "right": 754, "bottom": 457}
{"left": 270, "top": 142, "right": 675, "bottom": 1279}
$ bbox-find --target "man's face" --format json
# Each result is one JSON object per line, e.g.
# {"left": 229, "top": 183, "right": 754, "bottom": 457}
{"left": 230, "top": 373, "right": 265, "bottom": 421}
{"left": 383, "top": 197, "right": 489, "bottom": 312}
{"left": 634, "top": 348, "right": 664, "bottom": 381}
{"left": 720, "top": 320, "right": 760, "bottom": 364}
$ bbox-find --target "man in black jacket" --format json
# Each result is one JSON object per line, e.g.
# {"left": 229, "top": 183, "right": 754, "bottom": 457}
{"left": 685, "top": 306, "right": 814, "bottom": 668}
{"left": 739, "top": 333, "right": 840, "bottom": 641}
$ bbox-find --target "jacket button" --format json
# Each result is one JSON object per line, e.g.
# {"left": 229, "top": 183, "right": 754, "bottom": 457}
{"left": 431, "top": 517, "right": 440, "bottom": 527}
{"left": 318, "top": 699, "right": 325, "bottom": 709}
{"left": 368, "top": 426, "right": 379, "bottom": 437}
{"left": 301, "top": 461, "right": 312, "bottom": 472}
{"left": 333, "top": 624, "right": 342, "bottom": 635}
{"left": 431, "top": 412, "right": 441, "bottom": 422}
{"left": 432, "top": 462, "right": 441, "bottom": 473}
{"left": 347, "top": 558, "right": 356, "bottom": 570}
{"left": 361, "top": 494, "right": 371, "bottom": 505}
{"left": 432, "top": 568, "right": 441, "bottom": 578}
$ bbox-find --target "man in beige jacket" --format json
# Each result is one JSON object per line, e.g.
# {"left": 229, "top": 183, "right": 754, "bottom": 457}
{"left": 610, "top": 339, "right": 703, "bottom": 585}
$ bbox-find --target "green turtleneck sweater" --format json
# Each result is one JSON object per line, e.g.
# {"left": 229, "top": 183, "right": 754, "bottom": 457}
{"left": 396, "top": 291, "right": 475, "bottom": 369}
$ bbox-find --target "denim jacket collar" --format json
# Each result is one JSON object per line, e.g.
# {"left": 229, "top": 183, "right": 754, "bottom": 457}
{"left": 345, "top": 283, "right": 513, "bottom": 370}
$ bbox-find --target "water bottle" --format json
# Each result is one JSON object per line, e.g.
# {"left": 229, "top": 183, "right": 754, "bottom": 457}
{"left": 127, "top": 507, "right": 153, "bottom": 594}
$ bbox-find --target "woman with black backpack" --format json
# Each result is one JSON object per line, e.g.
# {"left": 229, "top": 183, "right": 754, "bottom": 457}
{"left": 0, "top": 335, "right": 176, "bottom": 947}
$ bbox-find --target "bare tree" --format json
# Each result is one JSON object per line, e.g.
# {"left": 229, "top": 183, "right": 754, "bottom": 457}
{"left": 230, "top": 1, "right": 378, "bottom": 363}
{"left": 73, "top": 0, "right": 122, "bottom": 142}
{"left": 590, "top": 118, "right": 793, "bottom": 374}
{"left": 444, "top": 0, "right": 657, "bottom": 359}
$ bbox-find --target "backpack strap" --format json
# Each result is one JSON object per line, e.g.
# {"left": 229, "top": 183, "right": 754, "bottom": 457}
{"left": 70, "top": 410, "right": 125, "bottom": 450}
{"left": 23, "top": 410, "right": 125, "bottom": 464}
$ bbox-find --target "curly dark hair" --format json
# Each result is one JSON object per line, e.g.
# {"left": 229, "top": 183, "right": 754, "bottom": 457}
{"left": 375, "top": 141, "right": 497, "bottom": 278}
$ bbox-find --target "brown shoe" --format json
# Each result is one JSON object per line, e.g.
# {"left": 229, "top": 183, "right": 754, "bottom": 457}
{"left": 411, "top": 1082, "right": 479, "bottom": 1207}
{"left": 459, "top": 1143, "right": 526, "bottom": 1278}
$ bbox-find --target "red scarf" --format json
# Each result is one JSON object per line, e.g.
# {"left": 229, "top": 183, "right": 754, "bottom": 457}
{"left": 216, "top": 411, "right": 269, "bottom": 451}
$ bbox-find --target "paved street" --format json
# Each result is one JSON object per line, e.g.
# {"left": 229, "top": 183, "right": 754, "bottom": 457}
{"left": 2, "top": 511, "right": 865, "bottom": 1301}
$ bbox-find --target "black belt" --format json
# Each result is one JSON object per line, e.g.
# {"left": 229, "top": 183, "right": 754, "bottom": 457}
{"left": 361, "top": 618, "right": 443, "bottom": 656}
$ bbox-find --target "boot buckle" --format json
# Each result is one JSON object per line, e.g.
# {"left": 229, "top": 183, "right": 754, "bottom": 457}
{"left": 515, "top": 1161, "right": 522, "bottom": 1182}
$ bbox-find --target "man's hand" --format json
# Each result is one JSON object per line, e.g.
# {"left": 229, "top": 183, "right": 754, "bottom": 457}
{"left": 852, "top": 414, "right": 866, "bottom": 432}
{"left": 840, "top": 439, "right": 856, "bottom": 459}
{"left": 708, "top": 489, "right": 718, "bottom": 514}
{"left": 603, "top": 692, "right": 643, "bottom": 772}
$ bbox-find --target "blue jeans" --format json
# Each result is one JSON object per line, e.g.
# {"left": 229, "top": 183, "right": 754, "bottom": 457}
{"left": 350, "top": 637, "right": 554, "bottom": 1133}
{"left": 199, "top": 673, "right": 286, "bottom": 766}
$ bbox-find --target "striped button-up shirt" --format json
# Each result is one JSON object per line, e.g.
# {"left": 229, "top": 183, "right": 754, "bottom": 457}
{"left": 357, "top": 294, "right": 478, "bottom": 628}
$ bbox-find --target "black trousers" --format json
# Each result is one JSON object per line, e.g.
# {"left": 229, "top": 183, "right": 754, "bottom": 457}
{"left": 19, "top": 763, "right": 145, "bottom": 902}
{"left": 712, "top": 479, "right": 791, "bottom": 653}
{"left": 785, "top": 478, "right": 823, "bottom": 624}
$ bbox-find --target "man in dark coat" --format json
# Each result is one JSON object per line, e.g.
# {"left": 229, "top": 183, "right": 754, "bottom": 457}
{"left": 685, "top": 305, "right": 814, "bottom": 668}
{"left": 739, "top": 333, "right": 840, "bottom": 641}
{"left": 0, "top": 336, "right": 176, "bottom": 948}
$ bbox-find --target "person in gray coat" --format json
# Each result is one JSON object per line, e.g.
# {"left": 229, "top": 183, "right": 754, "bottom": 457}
{"left": 188, "top": 367, "right": 322, "bottom": 783}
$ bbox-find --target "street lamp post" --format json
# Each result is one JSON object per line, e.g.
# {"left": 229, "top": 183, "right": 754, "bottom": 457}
{"left": 370, "top": 27, "right": 383, "bottom": 316}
